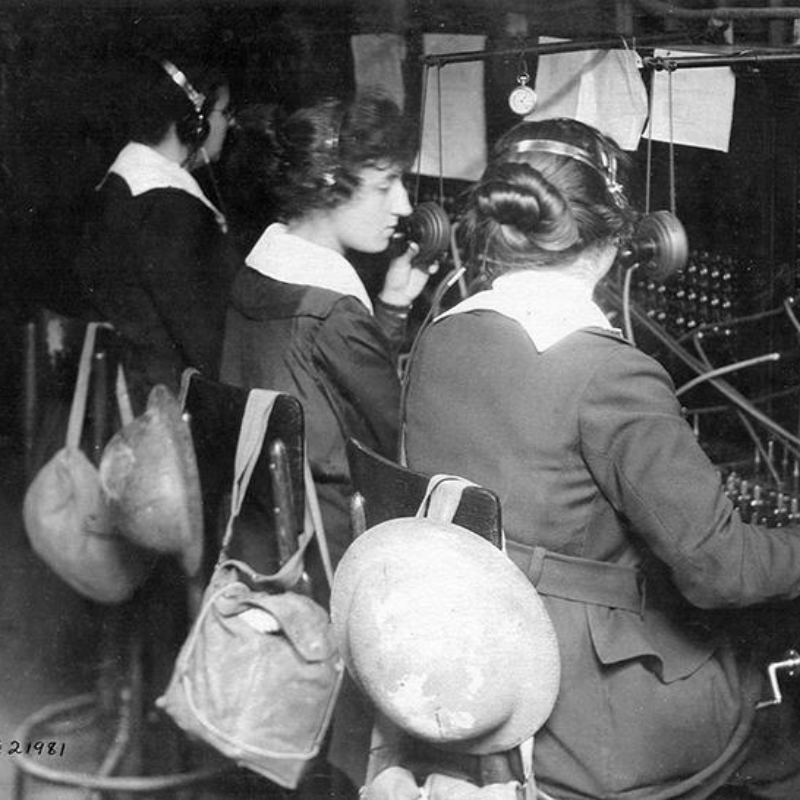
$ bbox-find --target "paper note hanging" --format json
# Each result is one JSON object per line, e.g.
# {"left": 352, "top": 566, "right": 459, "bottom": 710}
{"left": 528, "top": 38, "right": 648, "bottom": 152}
{"left": 643, "top": 49, "right": 735, "bottom": 153}
{"left": 417, "top": 34, "right": 487, "bottom": 181}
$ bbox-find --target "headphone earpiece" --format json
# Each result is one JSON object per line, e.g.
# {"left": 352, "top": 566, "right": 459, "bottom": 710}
{"left": 160, "top": 59, "right": 210, "bottom": 147}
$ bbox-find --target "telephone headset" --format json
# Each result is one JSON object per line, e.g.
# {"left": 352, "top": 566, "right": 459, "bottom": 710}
{"left": 396, "top": 135, "right": 687, "bottom": 281}
{"left": 512, "top": 137, "right": 688, "bottom": 280}
{"left": 159, "top": 58, "right": 210, "bottom": 146}
{"left": 157, "top": 57, "right": 231, "bottom": 228}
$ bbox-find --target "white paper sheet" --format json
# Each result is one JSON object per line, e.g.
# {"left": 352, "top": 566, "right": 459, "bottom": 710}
{"left": 417, "top": 34, "right": 487, "bottom": 181}
{"left": 528, "top": 38, "right": 649, "bottom": 151}
{"left": 643, "top": 49, "right": 735, "bottom": 152}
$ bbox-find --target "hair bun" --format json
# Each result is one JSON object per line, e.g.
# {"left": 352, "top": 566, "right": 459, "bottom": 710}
{"left": 476, "top": 163, "right": 579, "bottom": 252}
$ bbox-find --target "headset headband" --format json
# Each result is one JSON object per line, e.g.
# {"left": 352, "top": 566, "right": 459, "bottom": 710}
{"left": 160, "top": 59, "right": 205, "bottom": 114}
{"left": 511, "top": 137, "right": 624, "bottom": 199}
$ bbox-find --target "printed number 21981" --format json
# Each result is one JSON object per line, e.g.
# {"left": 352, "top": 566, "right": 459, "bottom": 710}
{"left": 2, "top": 741, "right": 66, "bottom": 757}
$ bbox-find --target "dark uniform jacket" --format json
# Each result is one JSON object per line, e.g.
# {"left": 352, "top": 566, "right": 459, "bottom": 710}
{"left": 221, "top": 268, "right": 407, "bottom": 575}
{"left": 76, "top": 159, "right": 238, "bottom": 409}
{"left": 404, "top": 309, "right": 800, "bottom": 800}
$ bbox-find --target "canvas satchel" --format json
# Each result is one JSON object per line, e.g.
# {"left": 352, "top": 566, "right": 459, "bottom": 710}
{"left": 22, "top": 321, "right": 151, "bottom": 604}
{"left": 157, "top": 388, "right": 342, "bottom": 789}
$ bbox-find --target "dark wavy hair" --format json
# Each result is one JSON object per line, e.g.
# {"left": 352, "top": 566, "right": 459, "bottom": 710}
{"left": 462, "top": 118, "right": 638, "bottom": 280}
{"left": 127, "top": 55, "right": 228, "bottom": 148}
{"left": 254, "top": 90, "right": 417, "bottom": 220}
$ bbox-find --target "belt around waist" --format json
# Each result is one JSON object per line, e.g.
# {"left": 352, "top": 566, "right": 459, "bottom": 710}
{"left": 505, "top": 540, "right": 645, "bottom": 615}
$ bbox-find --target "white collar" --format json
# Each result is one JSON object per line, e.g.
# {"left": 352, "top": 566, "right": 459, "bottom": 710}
{"left": 438, "top": 270, "right": 616, "bottom": 352}
{"left": 246, "top": 222, "right": 373, "bottom": 313}
{"left": 105, "top": 142, "right": 227, "bottom": 231}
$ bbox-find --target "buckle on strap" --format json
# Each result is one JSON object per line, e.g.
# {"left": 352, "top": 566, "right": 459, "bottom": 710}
{"left": 506, "top": 541, "right": 645, "bottom": 616}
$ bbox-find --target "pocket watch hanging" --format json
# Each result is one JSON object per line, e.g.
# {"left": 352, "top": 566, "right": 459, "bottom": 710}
{"left": 509, "top": 59, "right": 537, "bottom": 116}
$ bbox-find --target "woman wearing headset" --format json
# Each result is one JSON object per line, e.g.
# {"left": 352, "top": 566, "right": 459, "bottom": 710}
{"left": 71, "top": 52, "right": 240, "bottom": 786}
{"left": 402, "top": 118, "right": 800, "bottom": 799}
{"left": 76, "top": 52, "right": 238, "bottom": 410}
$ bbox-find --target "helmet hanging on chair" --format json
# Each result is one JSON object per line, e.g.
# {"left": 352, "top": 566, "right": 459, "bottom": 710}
{"left": 331, "top": 516, "right": 561, "bottom": 755}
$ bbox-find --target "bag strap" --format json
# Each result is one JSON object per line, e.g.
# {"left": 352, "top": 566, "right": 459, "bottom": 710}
{"left": 415, "top": 474, "right": 476, "bottom": 524}
{"left": 216, "top": 388, "right": 335, "bottom": 592}
{"left": 178, "top": 367, "right": 199, "bottom": 410}
{"left": 304, "top": 457, "right": 334, "bottom": 588}
{"left": 179, "top": 374, "right": 335, "bottom": 591}
{"left": 115, "top": 364, "right": 134, "bottom": 425}
{"left": 65, "top": 322, "right": 105, "bottom": 450}
{"left": 66, "top": 322, "right": 133, "bottom": 450}
{"left": 219, "top": 389, "right": 282, "bottom": 558}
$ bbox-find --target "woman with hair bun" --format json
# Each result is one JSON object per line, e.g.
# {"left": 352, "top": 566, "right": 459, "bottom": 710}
{"left": 221, "top": 90, "right": 434, "bottom": 591}
{"left": 402, "top": 118, "right": 800, "bottom": 799}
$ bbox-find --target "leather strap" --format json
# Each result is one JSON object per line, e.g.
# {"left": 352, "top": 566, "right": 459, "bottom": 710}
{"left": 66, "top": 322, "right": 133, "bottom": 445}
{"left": 505, "top": 540, "right": 645, "bottom": 616}
{"left": 416, "top": 474, "right": 476, "bottom": 524}
{"left": 178, "top": 366, "right": 199, "bottom": 409}
{"left": 65, "top": 322, "right": 103, "bottom": 449}
{"left": 221, "top": 389, "right": 282, "bottom": 556}
{"left": 214, "top": 386, "right": 333, "bottom": 592}
{"left": 115, "top": 364, "right": 133, "bottom": 425}
{"left": 304, "top": 456, "right": 333, "bottom": 587}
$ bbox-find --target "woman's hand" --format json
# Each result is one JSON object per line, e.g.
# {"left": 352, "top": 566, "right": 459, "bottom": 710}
{"left": 378, "top": 242, "right": 439, "bottom": 308}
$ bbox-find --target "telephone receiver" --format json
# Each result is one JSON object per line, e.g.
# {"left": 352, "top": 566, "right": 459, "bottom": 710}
{"left": 389, "top": 201, "right": 452, "bottom": 267}
{"left": 616, "top": 210, "right": 689, "bottom": 282}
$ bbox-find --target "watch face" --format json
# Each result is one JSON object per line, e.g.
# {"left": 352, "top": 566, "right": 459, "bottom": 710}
{"left": 509, "top": 85, "right": 537, "bottom": 116}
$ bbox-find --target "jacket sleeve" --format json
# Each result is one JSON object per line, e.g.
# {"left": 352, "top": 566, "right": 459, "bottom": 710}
{"left": 373, "top": 297, "right": 411, "bottom": 361}
{"left": 579, "top": 344, "right": 800, "bottom": 609}
{"left": 137, "top": 191, "right": 229, "bottom": 377}
{"left": 312, "top": 297, "right": 402, "bottom": 459}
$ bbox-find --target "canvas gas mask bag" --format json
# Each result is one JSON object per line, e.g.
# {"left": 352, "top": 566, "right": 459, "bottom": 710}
{"left": 157, "top": 388, "right": 342, "bottom": 789}
{"left": 23, "top": 321, "right": 151, "bottom": 604}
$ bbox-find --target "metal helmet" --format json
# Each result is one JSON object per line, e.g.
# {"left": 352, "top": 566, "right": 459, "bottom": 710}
{"left": 100, "top": 384, "right": 203, "bottom": 576}
{"left": 331, "top": 517, "right": 560, "bottom": 754}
